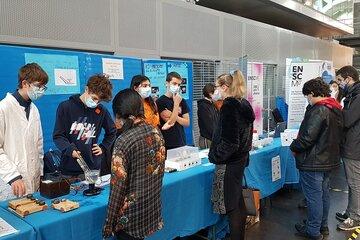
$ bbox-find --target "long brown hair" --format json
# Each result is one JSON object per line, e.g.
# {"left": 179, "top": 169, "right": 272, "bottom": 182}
{"left": 216, "top": 70, "right": 246, "bottom": 98}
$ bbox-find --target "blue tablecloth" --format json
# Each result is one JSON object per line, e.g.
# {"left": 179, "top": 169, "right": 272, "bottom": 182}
{"left": 245, "top": 138, "right": 286, "bottom": 198}
{"left": 0, "top": 207, "right": 36, "bottom": 240}
{"left": 0, "top": 161, "right": 219, "bottom": 240}
{"left": 0, "top": 138, "right": 298, "bottom": 240}
{"left": 281, "top": 146, "right": 300, "bottom": 184}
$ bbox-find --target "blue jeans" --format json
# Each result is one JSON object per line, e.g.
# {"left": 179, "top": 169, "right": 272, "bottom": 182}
{"left": 300, "top": 170, "right": 330, "bottom": 237}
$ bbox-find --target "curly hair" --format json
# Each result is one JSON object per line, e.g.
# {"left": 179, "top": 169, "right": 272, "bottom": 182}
{"left": 302, "top": 77, "right": 330, "bottom": 97}
{"left": 87, "top": 74, "right": 113, "bottom": 102}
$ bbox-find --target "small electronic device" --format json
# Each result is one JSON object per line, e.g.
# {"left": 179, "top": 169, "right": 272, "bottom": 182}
{"left": 40, "top": 172, "right": 70, "bottom": 199}
{"left": 165, "top": 146, "right": 201, "bottom": 171}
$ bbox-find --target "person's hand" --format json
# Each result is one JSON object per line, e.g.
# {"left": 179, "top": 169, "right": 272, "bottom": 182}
{"left": 92, "top": 144, "right": 103, "bottom": 156}
{"left": 173, "top": 93, "right": 182, "bottom": 106}
{"left": 72, "top": 150, "right": 82, "bottom": 159}
{"left": 162, "top": 120, "right": 175, "bottom": 130}
{"left": 163, "top": 109, "right": 172, "bottom": 118}
{"left": 11, "top": 179, "right": 26, "bottom": 197}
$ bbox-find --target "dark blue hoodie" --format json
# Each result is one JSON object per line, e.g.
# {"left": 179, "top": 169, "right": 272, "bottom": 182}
{"left": 53, "top": 94, "right": 116, "bottom": 175}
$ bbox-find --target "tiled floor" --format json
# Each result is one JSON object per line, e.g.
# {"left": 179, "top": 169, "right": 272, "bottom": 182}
{"left": 186, "top": 164, "right": 355, "bottom": 240}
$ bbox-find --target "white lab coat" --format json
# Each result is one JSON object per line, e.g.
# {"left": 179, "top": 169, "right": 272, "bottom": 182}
{"left": 0, "top": 93, "right": 43, "bottom": 200}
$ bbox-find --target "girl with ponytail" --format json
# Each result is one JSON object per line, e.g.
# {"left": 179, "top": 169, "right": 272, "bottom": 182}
{"left": 209, "top": 70, "right": 255, "bottom": 240}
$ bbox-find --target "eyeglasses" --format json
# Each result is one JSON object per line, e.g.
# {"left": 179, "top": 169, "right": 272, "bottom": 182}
{"left": 30, "top": 83, "right": 47, "bottom": 92}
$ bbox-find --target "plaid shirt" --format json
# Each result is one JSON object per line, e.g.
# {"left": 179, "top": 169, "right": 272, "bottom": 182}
{"left": 103, "top": 122, "right": 166, "bottom": 239}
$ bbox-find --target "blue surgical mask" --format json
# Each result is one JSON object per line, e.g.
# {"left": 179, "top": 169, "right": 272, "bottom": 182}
{"left": 339, "top": 82, "right": 346, "bottom": 89}
{"left": 85, "top": 96, "right": 98, "bottom": 108}
{"left": 169, "top": 85, "right": 180, "bottom": 95}
{"left": 27, "top": 85, "right": 45, "bottom": 101}
{"left": 211, "top": 89, "right": 222, "bottom": 101}
{"left": 138, "top": 87, "right": 151, "bottom": 99}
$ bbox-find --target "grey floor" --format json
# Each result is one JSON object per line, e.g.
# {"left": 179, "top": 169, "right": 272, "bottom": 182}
{"left": 186, "top": 164, "right": 354, "bottom": 240}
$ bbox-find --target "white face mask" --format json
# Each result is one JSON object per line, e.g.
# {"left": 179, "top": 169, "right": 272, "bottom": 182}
{"left": 211, "top": 89, "right": 222, "bottom": 101}
{"left": 27, "top": 84, "right": 46, "bottom": 101}
{"left": 169, "top": 85, "right": 180, "bottom": 95}
{"left": 138, "top": 87, "right": 151, "bottom": 99}
{"left": 330, "top": 87, "right": 338, "bottom": 99}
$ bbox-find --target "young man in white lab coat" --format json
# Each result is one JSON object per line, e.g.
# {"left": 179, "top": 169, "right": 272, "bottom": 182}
{"left": 0, "top": 63, "right": 48, "bottom": 200}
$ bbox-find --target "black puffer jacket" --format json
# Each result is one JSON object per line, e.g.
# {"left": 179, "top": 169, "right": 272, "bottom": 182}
{"left": 209, "top": 97, "right": 255, "bottom": 165}
{"left": 290, "top": 98, "right": 343, "bottom": 171}
{"left": 197, "top": 98, "right": 219, "bottom": 140}
{"left": 341, "top": 82, "right": 360, "bottom": 161}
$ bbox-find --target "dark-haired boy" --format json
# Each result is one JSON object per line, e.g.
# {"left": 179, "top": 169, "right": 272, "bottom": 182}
{"left": 291, "top": 77, "right": 343, "bottom": 239}
{"left": 334, "top": 66, "right": 360, "bottom": 230}
{"left": 156, "top": 72, "right": 190, "bottom": 149}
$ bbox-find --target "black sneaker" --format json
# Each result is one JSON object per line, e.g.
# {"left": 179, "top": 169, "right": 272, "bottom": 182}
{"left": 295, "top": 223, "right": 324, "bottom": 240}
{"left": 336, "top": 211, "right": 349, "bottom": 222}
{"left": 302, "top": 220, "right": 329, "bottom": 235}
{"left": 337, "top": 218, "right": 360, "bottom": 231}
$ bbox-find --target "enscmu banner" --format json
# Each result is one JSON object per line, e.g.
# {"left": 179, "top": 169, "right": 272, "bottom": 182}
{"left": 287, "top": 59, "right": 334, "bottom": 129}
{"left": 247, "top": 62, "right": 264, "bottom": 135}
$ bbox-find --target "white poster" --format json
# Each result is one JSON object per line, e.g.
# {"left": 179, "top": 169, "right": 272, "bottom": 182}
{"left": 54, "top": 69, "right": 77, "bottom": 86}
{"left": 247, "top": 62, "right": 264, "bottom": 135}
{"left": 102, "top": 58, "right": 124, "bottom": 80}
{"left": 286, "top": 59, "right": 335, "bottom": 129}
{"left": 272, "top": 156, "right": 281, "bottom": 182}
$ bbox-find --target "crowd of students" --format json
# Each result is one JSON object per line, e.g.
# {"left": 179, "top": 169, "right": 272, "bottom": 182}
{"left": 0, "top": 62, "right": 359, "bottom": 240}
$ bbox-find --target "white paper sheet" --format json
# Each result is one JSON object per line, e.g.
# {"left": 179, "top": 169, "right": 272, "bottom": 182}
{"left": 0, "top": 217, "right": 18, "bottom": 238}
{"left": 102, "top": 58, "right": 123, "bottom": 79}
{"left": 272, "top": 156, "right": 281, "bottom": 182}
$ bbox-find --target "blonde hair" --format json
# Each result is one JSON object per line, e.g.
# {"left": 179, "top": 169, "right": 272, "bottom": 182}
{"left": 216, "top": 70, "right": 246, "bottom": 98}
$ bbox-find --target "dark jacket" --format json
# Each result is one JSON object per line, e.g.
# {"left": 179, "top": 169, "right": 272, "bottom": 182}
{"left": 53, "top": 95, "right": 117, "bottom": 175}
{"left": 341, "top": 82, "right": 360, "bottom": 160}
{"left": 197, "top": 98, "right": 219, "bottom": 140}
{"left": 209, "top": 97, "right": 255, "bottom": 165}
{"left": 290, "top": 98, "right": 343, "bottom": 171}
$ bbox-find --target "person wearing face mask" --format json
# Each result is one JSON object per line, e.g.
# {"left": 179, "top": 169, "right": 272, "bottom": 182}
{"left": 333, "top": 66, "right": 360, "bottom": 231}
{"left": 100, "top": 75, "right": 161, "bottom": 176}
{"left": 290, "top": 78, "right": 343, "bottom": 239}
{"left": 53, "top": 74, "right": 116, "bottom": 177}
{"left": 0, "top": 63, "right": 48, "bottom": 200}
{"left": 197, "top": 83, "right": 219, "bottom": 149}
{"left": 130, "top": 75, "right": 160, "bottom": 128}
{"left": 209, "top": 70, "right": 255, "bottom": 240}
{"left": 156, "top": 72, "right": 190, "bottom": 150}
{"left": 329, "top": 80, "right": 344, "bottom": 104}
{"left": 103, "top": 89, "right": 165, "bottom": 240}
